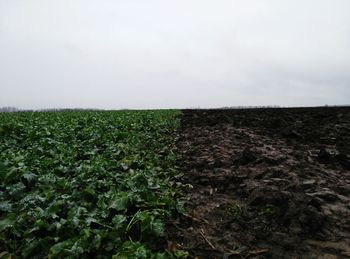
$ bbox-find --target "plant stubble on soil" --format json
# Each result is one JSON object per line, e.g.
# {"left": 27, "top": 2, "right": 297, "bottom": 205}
{"left": 167, "top": 107, "right": 350, "bottom": 258}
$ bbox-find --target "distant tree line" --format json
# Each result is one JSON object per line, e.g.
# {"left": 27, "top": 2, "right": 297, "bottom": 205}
{"left": 37, "top": 108, "right": 105, "bottom": 112}
{"left": 0, "top": 107, "right": 19, "bottom": 112}
{"left": 0, "top": 107, "right": 105, "bottom": 113}
{"left": 220, "top": 105, "right": 281, "bottom": 109}
{"left": 192, "top": 104, "right": 350, "bottom": 110}
{"left": 1, "top": 105, "right": 348, "bottom": 113}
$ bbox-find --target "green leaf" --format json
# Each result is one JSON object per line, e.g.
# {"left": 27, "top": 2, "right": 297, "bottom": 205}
{"left": 22, "top": 172, "right": 38, "bottom": 186}
{"left": 0, "top": 161, "right": 7, "bottom": 179}
{"left": 0, "top": 214, "right": 16, "bottom": 231}
{"left": 113, "top": 241, "right": 149, "bottom": 259}
{"left": 8, "top": 182, "right": 26, "bottom": 199}
{"left": 112, "top": 215, "right": 127, "bottom": 226}
{"left": 108, "top": 192, "right": 129, "bottom": 211}
{"left": 176, "top": 200, "right": 186, "bottom": 214}
{"left": 0, "top": 201, "right": 12, "bottom": 212}
{"left": 151, "top": 220, "right": 164, "bottom": 236}
{"left": 49, "top": 240, "right": 74, "bottom": 256}
{"left": 21, "top": 239, "right": 42, "bottom": 258}
{"left": 47, "top": 200, "right": 64, "bottom": 218}
{"left": 174, "top": 250, "right": 190, "bottom": 258}
{"left": 35, "top": 219, "right": 50, "bottom": 230}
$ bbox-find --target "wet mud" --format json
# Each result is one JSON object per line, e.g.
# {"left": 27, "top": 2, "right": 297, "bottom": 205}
{"left": 167, "top": 107, "right": 350, "bottom": 258}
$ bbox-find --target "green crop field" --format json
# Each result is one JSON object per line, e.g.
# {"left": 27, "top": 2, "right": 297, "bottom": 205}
{"left": 0, "top": 110, "right": 186, "bottom": 258}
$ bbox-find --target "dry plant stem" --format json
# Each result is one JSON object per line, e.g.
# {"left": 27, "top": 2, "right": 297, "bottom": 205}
{"left": 199, "top": 229, "right": 216, "bottom": 250}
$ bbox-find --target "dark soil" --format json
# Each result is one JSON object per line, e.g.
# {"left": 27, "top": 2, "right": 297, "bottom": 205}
{"left": 167, "top": 107, "right": 350, "bottom": 258}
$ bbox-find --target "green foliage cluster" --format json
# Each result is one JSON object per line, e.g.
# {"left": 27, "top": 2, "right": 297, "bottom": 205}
{"left": 0, "top": 110, "right": 185, "bottom": 258}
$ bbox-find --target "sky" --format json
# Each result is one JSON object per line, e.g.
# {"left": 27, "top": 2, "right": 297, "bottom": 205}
{"left": 0, "top": 0, "right": 349, "bottom": 109}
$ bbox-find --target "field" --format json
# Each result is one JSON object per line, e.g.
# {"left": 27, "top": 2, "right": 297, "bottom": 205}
{"left": 0, "top": 110, "right": 186, "bottom": 258}
{"left": 168, "top": 107, "right": 350, "bottom": 258}
{"left": 1, "top": 107, "right": 350, "bottom": 258}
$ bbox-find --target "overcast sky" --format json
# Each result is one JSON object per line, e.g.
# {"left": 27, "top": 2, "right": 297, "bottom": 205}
{"left": 0, "top": 0, "right": 349, "bottom": 109}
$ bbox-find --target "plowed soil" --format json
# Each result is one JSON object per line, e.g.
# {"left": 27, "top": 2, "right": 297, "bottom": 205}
{"left": 167, "top": 107, "right": 350, "bottom": 258}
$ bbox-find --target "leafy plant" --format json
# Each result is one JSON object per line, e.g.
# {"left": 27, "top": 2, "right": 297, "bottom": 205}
{"left": 0, "top": 110, "right": 184, "bottom": 258}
